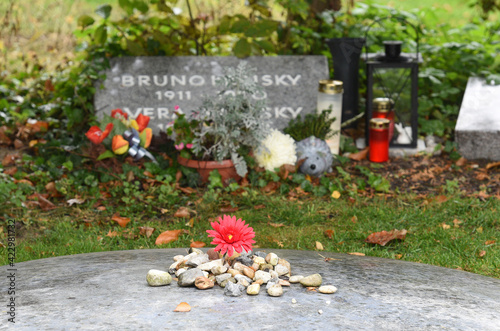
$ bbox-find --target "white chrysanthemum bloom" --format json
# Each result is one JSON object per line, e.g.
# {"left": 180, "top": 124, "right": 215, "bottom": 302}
{"left": 255, "top": 129, "right": 297, "bottom": 171}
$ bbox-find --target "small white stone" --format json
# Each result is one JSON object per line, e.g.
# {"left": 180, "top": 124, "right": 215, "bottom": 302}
{"left": 247, "top": 283, "right": 260, "bottom": 295}
{"left": 318, "top": 285, "right": 337, "bottom": 294}
{"left": 289, "top": 275, "right": 304, "bottom": 283}
{"left": 269, "top": 270, "right": 279, "bottom": 279}
{"left": 254, "top": 270, "right": 272, "bottom": 284}
{"left": 291, "top": 298, "right": 297, "bottom": 304}
{"left": 146, "top": 269, "right": 172, "bottom": 286}
{"left": 175, "top": 268, "right": 188, "bottom": 277}
{"left": 253, "top": 256, "right": 266, "bottom": 265}
{"left": 318, "top": 310, "right": 323, "bottom": 315}
{"left": 202, "top": 271, "right": 209, "bottom": 278}
{"left": 326, "top": 301, "right": 331, "bottom": 305}
{"left": 267, "top": 284, "right": 283, "bottom": 297}
{"left": 274, "top": 264, "right": 289, "bottom": 276}
{"left": 197, "top": 259, "right": 223, "bottom": 271}
{"left": 265, "top": 253, "right": 279, "bottom": 266}
{"left": 211, "top": 265, "right": 228, "bottom": 276}
{"left": 173, "top": 255, "right": 185, "bottom": 262}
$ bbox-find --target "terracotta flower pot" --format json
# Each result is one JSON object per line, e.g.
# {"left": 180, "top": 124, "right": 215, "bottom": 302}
{"left": 177, "top": 156, "right": 241, "bottom": 186}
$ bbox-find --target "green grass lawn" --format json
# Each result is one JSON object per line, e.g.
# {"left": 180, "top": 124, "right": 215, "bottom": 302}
{"left": 2, "top": 190, "right": 499, "bottom": 278}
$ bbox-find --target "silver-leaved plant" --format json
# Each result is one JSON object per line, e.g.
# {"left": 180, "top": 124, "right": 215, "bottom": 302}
{"left": 191, "top": 62, "right": 270, "bottom": 177}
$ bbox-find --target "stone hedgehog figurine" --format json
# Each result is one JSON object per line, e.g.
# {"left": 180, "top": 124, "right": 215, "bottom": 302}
{"left": 296, "top": 136, "right": 334, "bottom": 177}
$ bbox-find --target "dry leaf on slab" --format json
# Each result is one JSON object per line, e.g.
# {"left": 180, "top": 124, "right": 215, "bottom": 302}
{"left": 173, "top": 302, "right": 191, "bottom": 312}
{"left": 190, "top": 241, "right": 206, "bottom": 248}
{"left": 139, "top": 226, "right": 155, "bottom": 238}
{"left": 155, "top": 229, "right": 182, "bottom": 245}
{"left": 348, "top": 147, "right": 369, "bottom": 161}
{"left": 315, "top": 241, "right": 324, "bottom": 250}
{"left": 365, "top": 229, "right": 408, "bottom": 246}
{"left": 324, "top": 229, "right": 334, "bottom": 239}
{"left": 112, "top": 214, "right": 131, "bottom": 228}
{"left": 174, "top": 207, "right": 190, "bottom": 218}
{"left": 348, "top": 252, "right": 365, "bottom": 256}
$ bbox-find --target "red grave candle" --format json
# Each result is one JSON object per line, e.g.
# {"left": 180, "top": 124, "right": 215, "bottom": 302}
{"left": 372, "top": 98, "right": 395, "bottom": 142}
{"left": 369, "top": 118, "right": 390, "bottom": 163}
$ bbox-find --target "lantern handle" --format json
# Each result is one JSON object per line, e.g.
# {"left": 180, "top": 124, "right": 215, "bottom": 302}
{"left": 363, "top": 16, "right": 420, "bottom": 62}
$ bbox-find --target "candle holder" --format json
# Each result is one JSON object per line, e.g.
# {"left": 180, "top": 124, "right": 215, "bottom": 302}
{"left": 369, "top": 118, "right": 390, "bottom": 163}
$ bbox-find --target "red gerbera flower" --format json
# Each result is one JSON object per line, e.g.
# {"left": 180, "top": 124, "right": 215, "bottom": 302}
{"left": 85, "top": 123, "right": 113, "bottom": 144}
{"left": 206, "top": 215, "right": 256, "bottom": 257}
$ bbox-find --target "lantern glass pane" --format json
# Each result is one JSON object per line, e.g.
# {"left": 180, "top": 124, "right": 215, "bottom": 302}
{"left": 372, "top": 67, "right": 413, "bottom": 144}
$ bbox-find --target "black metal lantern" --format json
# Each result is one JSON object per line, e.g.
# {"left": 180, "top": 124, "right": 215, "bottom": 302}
{"left": 364, "top": 17, "right": 421, "bottom": 148}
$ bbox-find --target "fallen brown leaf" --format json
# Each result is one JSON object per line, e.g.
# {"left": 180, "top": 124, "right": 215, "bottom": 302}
{"left": 253, "top": 204, "right": 266, "bottom": 210}
{"left": 485, "top": 240, "right": 496, "bottom": 245}
{"left": 112, "top": 214, "right": 131, "bottom": 228}
{"left": 4, "top": 167, "right": 17, "bottom": 176}
{"left": 348, "top": 147, "right": 369, "bottom": 161}
{"left": 455, "top": 157, "right": 467, "bottom": 166}
{"left": 268, "top": 222, "right": 285, "bottom": 228}
{"left": 185, "top": 218, "right": 195, "bottom": 228}
{"left": 178, "top": 186, "right": 197, "bottom": 195}
{"left": 452, "top": 219, "right": 462, "bottom": 228}
{"left": 324, "top": 229, "right": 334, "bottom": 239}
{"left": 139, "top": 226, "right": 155, "bottom": 238}
{"left": 365, "top": 229, "right": 407, "bottom": 246}
{"left": 395, "top": 254, "right": 403, "bottom": 259}
{"left": 106, "top": 230, "right": 118, "bottom": 238}
{"left": 220, "top": 206, "right": 239, "bottom": 213}
{"left": 478, "top": 250, "right": 486, "bottom": 258}
{"left": 173, "top": 302, "right": 191, "bottom": 312}
{"left": 14, "top": 139, "right": 24, "bottom": 149}
{"left": 174, "top": 207, "right": 190, "bottom": 218}
{"left": 36, "top": 193, "right": 56, "bottom": 211}
{"left": 97, "top": 206, "right": 106, "bottom": 211}
{"left": 306, "top": 287, "right": 317, "bottom": 292}
{"left": 486, "top": 161, "right": 500, "bottom": 170}
{"left": 14, "top": 179, "right": 34, "bottom": 186}
{"left": 155, "top": 229, "right": 182, "bottom": 245}
{"left": 351, "top": 216, "right": 358, "bottom": 223}
{"left": 331, "top": 191, "right": 341, "bottom": 199}
{"left": 262, "top": 181, "right": 280, "bottom": 193}
{"left": 441, "top": 223, "right": 451, "bottom": 230}
{"left": 190, "top": 241, "right": 206, "bottom": 248}
{"left": 2, "top": 153, "right": 21, "bottom": 167}
{"left": 315, "top": 241, "right": 324, "bottom": 250}
{"left": 435, "top": 195, "right": 448, "bottom": 203}
{"left": 476, "top": 172, "right": 489, "bottom": 181}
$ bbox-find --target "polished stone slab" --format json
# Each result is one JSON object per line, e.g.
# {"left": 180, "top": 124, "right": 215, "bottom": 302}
{"left": 456, "top": 77, "right": 500, "bottom": 161}
{"left": 2, "top": 249, "right": 500, "bottom": 330}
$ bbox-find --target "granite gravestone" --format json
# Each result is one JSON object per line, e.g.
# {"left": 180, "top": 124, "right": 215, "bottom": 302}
{"left": 455, "top": 77, "right": 500, "bottom": 160}
{"left": 94, "top": 56, "right": 329, "bottom": 133}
